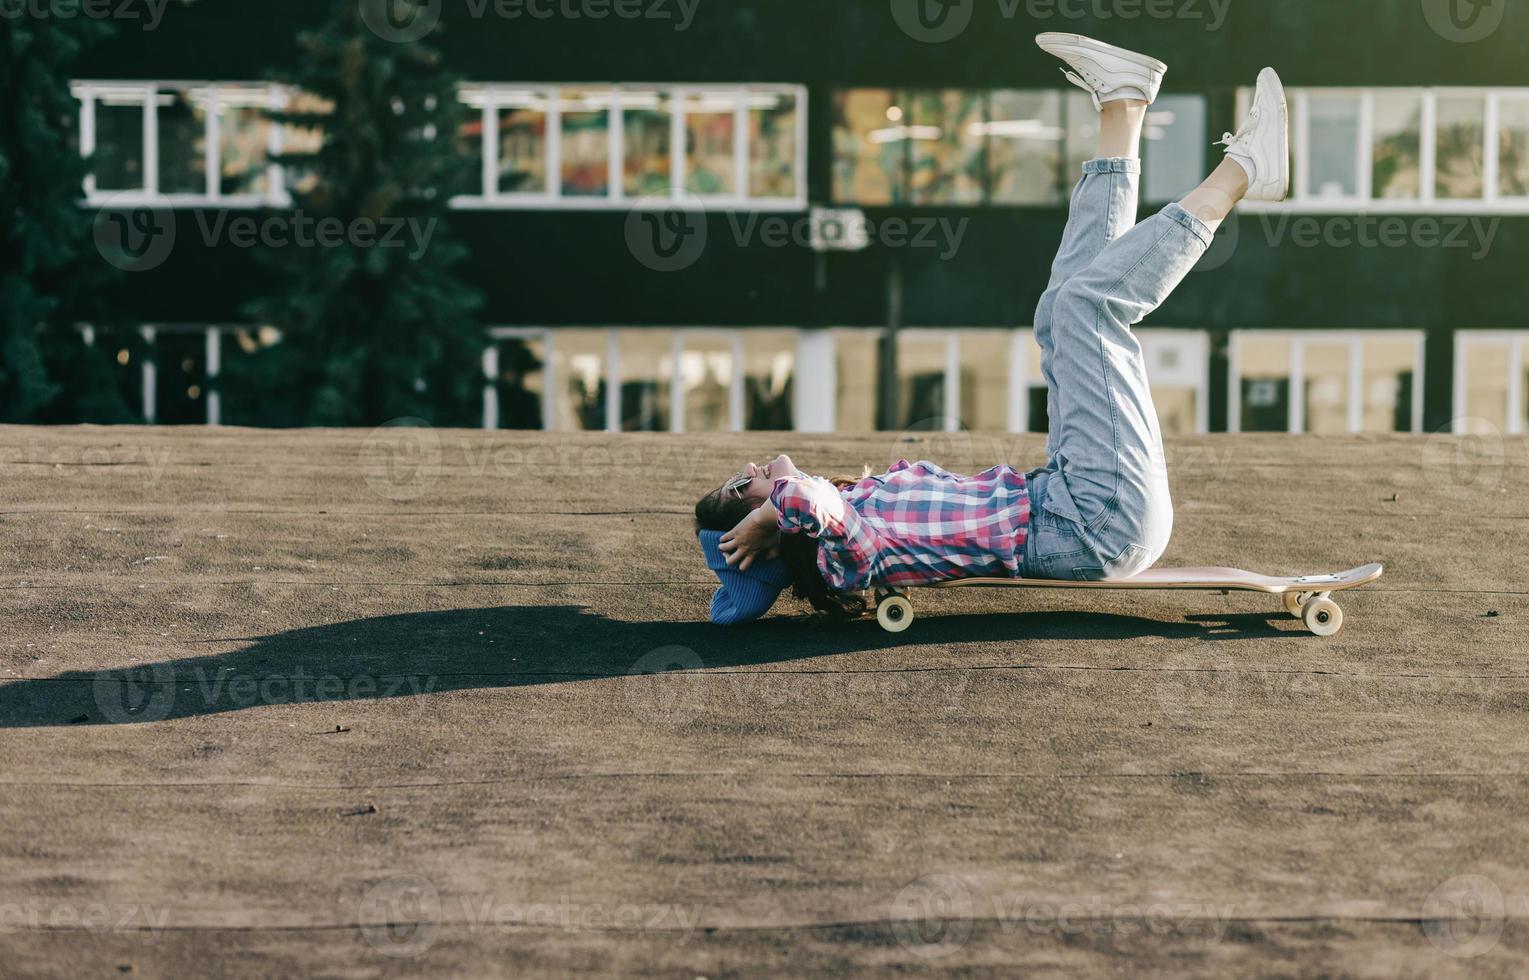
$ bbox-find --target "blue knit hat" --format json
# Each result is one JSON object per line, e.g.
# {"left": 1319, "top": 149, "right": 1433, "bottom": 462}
{"left": 697, "top": 529, "right": 790, "bottom": 625}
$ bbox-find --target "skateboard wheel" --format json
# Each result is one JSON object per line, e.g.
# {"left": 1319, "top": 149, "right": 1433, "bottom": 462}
{"left": 1282, "top": 591, "right": 1311, "bottom": 617}
{"left": 876, "top": 595, "right": 914, "bottom": 633}
{"left": 1302, "top": 597, "right": 1343, "bottom": 637}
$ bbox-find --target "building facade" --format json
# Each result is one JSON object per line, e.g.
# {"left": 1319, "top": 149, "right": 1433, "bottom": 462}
{"left": 74, "top": 0, "right": 1529, "bottom": 436}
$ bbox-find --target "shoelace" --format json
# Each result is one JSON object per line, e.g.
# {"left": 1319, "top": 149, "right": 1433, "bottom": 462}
{"left": 1060, "top": 69, "right": 1102, "bottom": 110}
{"left": 1215, "top": 105, "right": 1262, "bottom": 149}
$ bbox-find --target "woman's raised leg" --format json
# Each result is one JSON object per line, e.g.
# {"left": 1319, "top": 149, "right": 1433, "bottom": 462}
{"left": 1031, "top": 34, "right": 1166, "bottom": 461}
{"left": 1024, "top": 66, "right": 1289, "bottom": 581}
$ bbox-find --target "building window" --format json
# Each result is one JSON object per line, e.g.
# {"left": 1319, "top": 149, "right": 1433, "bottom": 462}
{"left": 485, "top": 328, "right": 804, "bottom": 432}
{"left": 457, "top": 84, "right": 806, "bottom": 210}
{"left": 1454, "top": 332, "right": 1529, "bottom": 435}
{"left": 482, "top": 332, "right": 547, "bottom": 430}
{"left": 75, "top": 83, "right": 285, "bottom": 205}
{"left": 1236, "top": 87, "right": 1529, "bottom": 211}
{"left": 1230, "top": 331, "right": 1425, "bottom": 433}
{"left": 1142, "top": 95, "right": 1207, "bottom": 204}
{"left": 833, "top": 88, "right": 1206, "bottom": 208}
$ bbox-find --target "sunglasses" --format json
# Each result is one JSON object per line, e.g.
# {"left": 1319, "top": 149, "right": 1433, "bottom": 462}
{"left": 723, "top": 472, "right": 752, "bottom": 500}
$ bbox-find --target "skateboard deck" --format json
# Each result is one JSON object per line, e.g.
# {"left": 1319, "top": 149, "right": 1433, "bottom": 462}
{"left": 872, "top": 563, "right": 1383, "bottom": 635}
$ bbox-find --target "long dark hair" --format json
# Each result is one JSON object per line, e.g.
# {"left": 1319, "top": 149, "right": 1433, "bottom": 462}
{"left": 694, "top": 477, "right": 867, "bottom": 622}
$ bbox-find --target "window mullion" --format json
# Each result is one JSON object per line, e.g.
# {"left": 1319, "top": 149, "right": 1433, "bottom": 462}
{"left": 670, "top": 86, "right": 686, "bottom": 195}
{"left": 482, "top": 101, "right": 497, "bottom": 200}
{"left": 1420, "top": 89, "right": 1437, "bottom": 204}
{"left": 733, "top": 88, "right": 748, "bottom": 203}
{"left": 1357, "top": 90, "right": 1373, "bottom": 201}
{"left": 547, "top": 87, "right": 563, "bottom": 199}
{"left": 204, "top": 88, "right": 220, "bottom": 200}
{"left": 142, "top": 86, "right": 158, "bottom": 194}
{"left": 1289, "top": 335, "right": 1306, "bottom": 433}
{"left": 81, "top": 90, "right": 97, "bottom": 198}
{"left": 1347, "top": 335, "right": 1363, "bottom": 434}
{"left": 1509, "top": 334, "right": 1525, "bottom": 436}
{"left": 609, "top": 84, "right": 624, "bottom": 204}
{"left": 1484, "top": 92, "right": 1501, "bottom": 203}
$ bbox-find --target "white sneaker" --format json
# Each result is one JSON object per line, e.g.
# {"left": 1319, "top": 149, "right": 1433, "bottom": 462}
{"left": 1035, "top": 32, "right": 1167, "bottom": 109}
{"left": 1217, "top": 67, "right": 1290, "bottom": 202}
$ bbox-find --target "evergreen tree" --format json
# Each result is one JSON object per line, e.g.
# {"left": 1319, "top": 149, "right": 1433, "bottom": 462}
{"left": 0, "top": 15, "right": 136, "bottom": 423}
{"left": 233, "top": 0, "right": 484, "bottom": 427}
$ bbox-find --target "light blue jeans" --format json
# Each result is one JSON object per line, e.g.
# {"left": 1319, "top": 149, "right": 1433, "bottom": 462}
{"left": 1023, "top": 158, "right": 1213, "bottom": 581}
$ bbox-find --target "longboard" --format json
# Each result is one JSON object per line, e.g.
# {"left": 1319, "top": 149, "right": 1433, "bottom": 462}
{"left": 872, "top": 563, "right": 1383, "bottom": 636}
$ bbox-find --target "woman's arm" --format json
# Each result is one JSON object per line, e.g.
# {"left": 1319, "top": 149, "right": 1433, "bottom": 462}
{"left": 718, "top": 503, "right": 781, "bottom": 571}
{"left": 768, "top": 476, "right": 881, "bottom": 590}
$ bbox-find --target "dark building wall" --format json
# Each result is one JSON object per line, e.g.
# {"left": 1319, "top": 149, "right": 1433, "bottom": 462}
{"left": 86, "top": 0, "right": 1529, "bottom": 432}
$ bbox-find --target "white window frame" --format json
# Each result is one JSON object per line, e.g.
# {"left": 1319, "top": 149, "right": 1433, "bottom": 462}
{"left": 73, "top": 81, "right": 287, "bottom": 208}
{"left": 1453, "top": 330, "right": 1528, "bottom": 435}
{"left": 453, "top": 83, "right": 808, "bottom": 211}
{"left": 484, "top": 327, "right": 803, "bottom": 432}
{"left": 1228, "top": 330, "right": 1426, "bottom": 434}
{"left": 1238, "top": 86, "right": 1529, "bottom": 214}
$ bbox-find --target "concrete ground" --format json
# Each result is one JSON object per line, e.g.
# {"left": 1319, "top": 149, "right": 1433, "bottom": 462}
{"left": 1, "top": 425, "right": 1526, "bottom": 978}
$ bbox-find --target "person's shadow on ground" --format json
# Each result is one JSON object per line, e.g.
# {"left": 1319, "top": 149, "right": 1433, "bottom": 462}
{"left": 0, "top": 604, "right": 1293, "bottom": 727}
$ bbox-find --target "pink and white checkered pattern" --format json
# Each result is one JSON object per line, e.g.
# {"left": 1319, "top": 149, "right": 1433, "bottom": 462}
{"left": 770, "top": 460, "right": 1031, "bottom": 592}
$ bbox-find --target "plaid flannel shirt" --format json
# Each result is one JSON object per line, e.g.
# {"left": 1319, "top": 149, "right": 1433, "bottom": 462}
{"left": 769, "top": 460, "right": 1031, "bottom": 592}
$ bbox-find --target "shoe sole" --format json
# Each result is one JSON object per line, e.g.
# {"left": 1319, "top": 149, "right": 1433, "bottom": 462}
{"left": 1034, "top": 32, "right": 1168, "bottom": 75}
{"left": 1256, "top": 66, "right": 1290, "bottom": 201}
